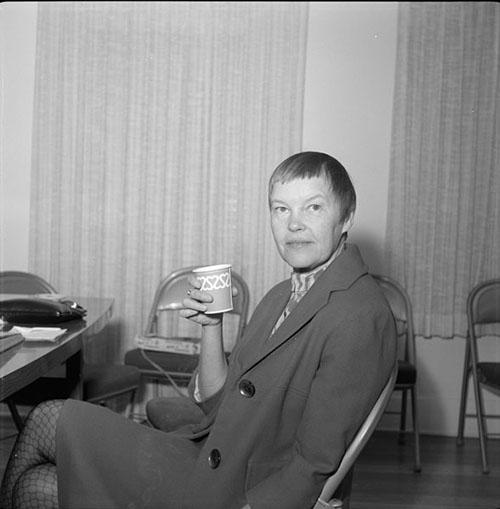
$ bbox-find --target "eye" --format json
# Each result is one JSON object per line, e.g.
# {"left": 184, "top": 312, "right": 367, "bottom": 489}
{"left": 308, "top": 203, "right": 322, "bottom": 212}
{"left": 273, "top": 205, "right": 288, "bottom": 214}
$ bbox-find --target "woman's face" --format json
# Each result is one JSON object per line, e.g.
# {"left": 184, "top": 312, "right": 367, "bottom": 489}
{"left": 269, "top": 175, "right": 352, "bottom": 272}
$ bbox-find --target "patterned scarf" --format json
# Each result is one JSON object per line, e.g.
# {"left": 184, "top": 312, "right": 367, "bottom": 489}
{"left": 271, "top": 238, "right": 346, "bottom": 335}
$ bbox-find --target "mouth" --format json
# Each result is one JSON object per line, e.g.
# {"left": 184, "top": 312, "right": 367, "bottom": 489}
{"left": 286, "top": 241, "right": 313, "bottom": 249}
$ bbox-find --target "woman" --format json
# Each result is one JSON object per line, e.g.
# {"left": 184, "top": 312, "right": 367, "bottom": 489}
{"left": 0, "top": 151, "right": 396, "bottom": 509}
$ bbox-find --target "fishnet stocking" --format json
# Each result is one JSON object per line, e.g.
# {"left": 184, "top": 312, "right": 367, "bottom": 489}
{"left": 0, "top": 400, "right": 63, "bottom": 509}
{"left": 12, "top": 465, "right": 57, "bottom": 509}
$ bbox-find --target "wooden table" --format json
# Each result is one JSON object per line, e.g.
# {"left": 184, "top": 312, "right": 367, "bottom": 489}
{"left": 0, "top": 296, "right": 114, "bottom": 401}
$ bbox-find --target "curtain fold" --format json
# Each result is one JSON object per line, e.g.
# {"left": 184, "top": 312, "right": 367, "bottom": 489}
{"left": 29, "top": 1, "right": 308, "bottom": 361}
{"left": 386, "top": 2, "right": 499, "bottom": 338}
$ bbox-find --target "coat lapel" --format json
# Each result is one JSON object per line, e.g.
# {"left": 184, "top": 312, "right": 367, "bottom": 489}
{"left": 233, "top": 280, "right": 289, "bottom": 370}
{"left": 238, "top": 244, "right": 368, "bottom": 374}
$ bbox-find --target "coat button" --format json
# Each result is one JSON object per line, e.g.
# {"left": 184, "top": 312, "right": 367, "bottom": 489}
{"left": 208, "top": 448, "right": 221, "bottom": 469}
{"left": 239, "top": 379, "right": 255, "bottom": 398}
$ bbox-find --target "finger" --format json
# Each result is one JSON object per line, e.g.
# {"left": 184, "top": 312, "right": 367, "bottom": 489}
{"left": 179, "top": 307, "right": 221, "bottom": 326}
{"left": 231, "top": 286, "right": 239, "bottom": 297}
{"left": 179, "top": 308, "right": 202, "bottom": 319}
{"left": 186, "top": 289, "right": 213, "bottom": 303}
{"left": 187, "top": 274, "right": 201, "bottom": 289}
{"left": 182, "top": 297, "right": 208, "bottom": 312}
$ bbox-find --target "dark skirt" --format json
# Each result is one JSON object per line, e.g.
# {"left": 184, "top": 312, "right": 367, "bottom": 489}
{"left": 56, "top": 399, "right": 202, "bottom": 509}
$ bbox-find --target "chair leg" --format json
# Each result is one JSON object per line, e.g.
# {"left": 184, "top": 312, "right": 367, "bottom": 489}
{"left": 410, "top": 386, "right": 421, "bottom": 473}
{"left": 398, "top": 390, "right": 407, "bottom": 444}
{"left": 6, "top": 398, "right": 24, "bottom": 432}
{"left": 471, "top": 368, "right": 489, "bottom": 474}
{"left": 467, "top": 333, "right": 490, "bottom": 474}
{"left": 456, "top": 341, "right": 471, "bottom": 446}
{"left": 129, "top": 376, "right": 145, "bottom": 422}
{"left": 154, "top": 377, "right": 161, "bottom": 398}
{"left": 125, "top": 389, "right": 137, "bottom": 419}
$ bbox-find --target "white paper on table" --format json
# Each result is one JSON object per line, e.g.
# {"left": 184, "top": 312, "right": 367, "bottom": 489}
{"left": 12, "top": 326, "right": 67, "bottom": 342}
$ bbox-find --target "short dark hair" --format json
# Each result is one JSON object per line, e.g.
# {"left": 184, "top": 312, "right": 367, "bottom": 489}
{"left": 268, "top": 151, "right": 356, "bottom": 223}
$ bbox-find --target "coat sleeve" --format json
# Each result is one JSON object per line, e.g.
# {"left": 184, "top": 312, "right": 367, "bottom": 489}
{"left": 245, "top": 299, "right": 397, "bottom": 509}
{"left": 186, "top": 369, "right": 225, "bottom": 415}
{"left": 187, "top": 284, "right": 286, "bottom": 415}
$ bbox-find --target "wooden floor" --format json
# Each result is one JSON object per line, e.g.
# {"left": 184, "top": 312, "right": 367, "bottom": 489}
{"left": 0, "top": 415, "right": 499, "bottom": 508}
{"left": 351, "top": 430, "right": 500, "bottom": 509}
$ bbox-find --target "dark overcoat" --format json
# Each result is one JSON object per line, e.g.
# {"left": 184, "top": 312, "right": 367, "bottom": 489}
{"left": 57, "top": 244, "right": 396, "bottom": 509}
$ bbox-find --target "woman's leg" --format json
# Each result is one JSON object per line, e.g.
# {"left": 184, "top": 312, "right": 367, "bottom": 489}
{"left": 0, "top": 400, "right": 64, "bottom": 509}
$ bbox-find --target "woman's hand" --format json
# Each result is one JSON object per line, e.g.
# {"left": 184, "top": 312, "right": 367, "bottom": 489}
{"left": 179, "top": 274, "right": 222, "bottom": 327}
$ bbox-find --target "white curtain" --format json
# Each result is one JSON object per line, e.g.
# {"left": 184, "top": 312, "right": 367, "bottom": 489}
{"left": 386, "top": 2, "right": 500, "bottom": 338}
{"left": 29, "top": 1, "right": 308, "bottom": 361}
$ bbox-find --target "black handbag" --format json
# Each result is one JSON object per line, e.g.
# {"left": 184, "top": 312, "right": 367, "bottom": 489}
{"left": 0, "top": 296, "right": 87, "bottom": 325}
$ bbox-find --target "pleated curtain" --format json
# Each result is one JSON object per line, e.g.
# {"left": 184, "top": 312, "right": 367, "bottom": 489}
{"left": 386, "top": 2, "right": 500, "bottom": 338}
{"left": 29, "top": 2, "right": 308, "bottom": 361}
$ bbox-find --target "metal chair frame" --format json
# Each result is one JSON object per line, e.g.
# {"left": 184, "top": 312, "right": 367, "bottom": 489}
{"left": 456, "top": 278, "right": 500, "bottom": 474}
{"left": 372, "top": 274, "right": 421, "bottom": 473}
{"left": 125, "top": 266, "right": 249, "bottom": 397}
{"left": 314, "top": 365, "right": 398, "bottom": 508}
{"left": 0, "top": 270, "right": 58, "bottom": 295}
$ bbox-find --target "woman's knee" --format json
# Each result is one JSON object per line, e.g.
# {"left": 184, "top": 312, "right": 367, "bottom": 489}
{"left": 12, "top": 464, "right": 58, "bottom": 509}
{"left": 24, "top": 400, "right": 65, "bottom": 430}
{"left": 22, "top": 400, "right": 65, "bottom": 460}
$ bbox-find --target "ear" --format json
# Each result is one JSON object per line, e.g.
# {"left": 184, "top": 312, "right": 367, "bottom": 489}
{"left": 341, "top": 211, "right": 355, "bottom": 234}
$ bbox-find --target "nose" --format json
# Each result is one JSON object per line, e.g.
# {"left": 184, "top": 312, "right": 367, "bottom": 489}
{"left": 287, "top": 210, "right": 305, "bottom": 231}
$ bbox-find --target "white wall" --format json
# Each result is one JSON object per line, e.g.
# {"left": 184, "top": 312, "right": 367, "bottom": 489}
{"left": 0, "top": 2, "right": 37, "bottom": 271}
{"left": 303, "top": 1, "right": 397, "bottom": 274}
{"left": 1, "top": 1, "right": 494, "bottom": 439}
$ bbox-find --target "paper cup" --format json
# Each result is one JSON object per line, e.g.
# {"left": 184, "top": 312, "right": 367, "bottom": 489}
{"left": 192, "top": 264, "right": 233, "bottom": 314}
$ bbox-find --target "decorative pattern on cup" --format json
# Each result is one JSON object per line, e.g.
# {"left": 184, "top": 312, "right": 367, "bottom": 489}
{"left": 192, "top": 264, "right": 233, "bottom": 314}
